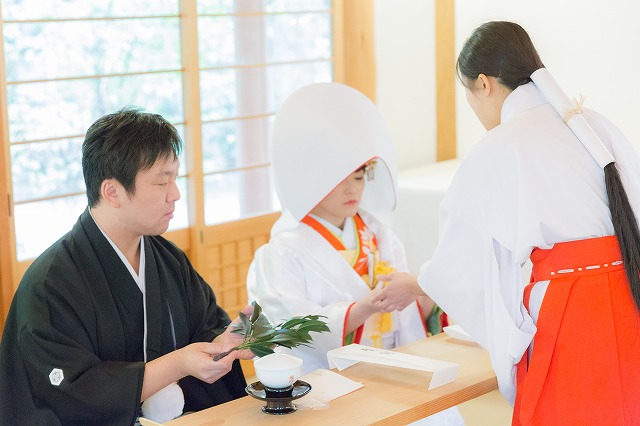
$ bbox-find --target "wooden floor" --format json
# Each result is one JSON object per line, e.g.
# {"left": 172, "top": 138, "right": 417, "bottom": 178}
{"left": 457, "top": 389, "right": 513, "bottom": 426}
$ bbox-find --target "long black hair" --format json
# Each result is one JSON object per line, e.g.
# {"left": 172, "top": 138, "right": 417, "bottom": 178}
{"left": 458, "top": 21, "right": 640, "bottom": 310}
{"left": 606, "top": 164, "right": 640, "bottom": 308}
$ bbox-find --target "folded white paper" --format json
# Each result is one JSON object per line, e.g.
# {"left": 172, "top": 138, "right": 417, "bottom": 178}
{"left": 443, "top": 324, "right": 475, "bottom": 343}
{"left": 297, "top": 369, "right": 363, "bottom": 409}
{"left": 327, "top": 344, "right": 459, "bottom": 390}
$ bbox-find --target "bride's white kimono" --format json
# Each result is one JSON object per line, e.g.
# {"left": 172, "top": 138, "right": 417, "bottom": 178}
{"left": 247, "top": 209, "right": 427, "bottom": 373}
{"left": 419, "top": 81, "right": 640, "bottom": 404}
{"left": 251, "top": 82, "right": 464, "bottom": 425}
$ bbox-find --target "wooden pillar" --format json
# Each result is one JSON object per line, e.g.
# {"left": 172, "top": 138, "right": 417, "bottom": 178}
{"left": 0, "top": 5, "right": 17, "bottom": 330}
{"left": 435, "top": 0, "right": 456, "bottom": 160}
{"left": 339, "top": 0, "right": 376, "bottom": 103}
{"left": 0, "top": 121, "right": 13, "bottom": 332}
{"left": 179, "top": 0, "right": 206, "bottom": 269}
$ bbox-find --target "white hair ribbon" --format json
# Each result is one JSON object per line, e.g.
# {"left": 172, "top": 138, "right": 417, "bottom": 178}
{"left": 530, "top": 68, "right": 615, "bottom": 169}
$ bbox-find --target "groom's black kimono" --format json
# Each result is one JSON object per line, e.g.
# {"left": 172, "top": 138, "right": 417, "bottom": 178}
{"left": 0, "top": 209, "right": 246, "bottom": 425}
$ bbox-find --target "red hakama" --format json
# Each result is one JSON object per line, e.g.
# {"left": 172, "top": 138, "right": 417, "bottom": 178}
{"left": 513, "top": 236, "right": 640, "bottom": 425}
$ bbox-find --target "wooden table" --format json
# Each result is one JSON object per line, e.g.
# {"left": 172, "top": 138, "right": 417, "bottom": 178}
{"left": 166, "top": 333, "right": 497, "bottom": 425}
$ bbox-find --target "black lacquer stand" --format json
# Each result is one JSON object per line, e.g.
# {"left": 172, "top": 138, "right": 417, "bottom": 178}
{"left": 246, "top": 380, "right": 312, "bottom": 415}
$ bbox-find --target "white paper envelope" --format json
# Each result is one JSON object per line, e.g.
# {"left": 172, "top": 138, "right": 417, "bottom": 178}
{"left": 326, "top": 344, "right": 459, "bottom": 389}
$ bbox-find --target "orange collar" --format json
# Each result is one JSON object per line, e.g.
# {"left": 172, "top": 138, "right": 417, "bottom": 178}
{"left": 301, "top": 214, "right": 377, "bottom": 276}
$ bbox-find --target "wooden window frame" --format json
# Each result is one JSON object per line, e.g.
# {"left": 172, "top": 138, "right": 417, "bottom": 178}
{"left": 0, "top": 0, "right": 456, "bottom": 334}
{"left": 0, "top": 0, "right": 374, "bottom": 331}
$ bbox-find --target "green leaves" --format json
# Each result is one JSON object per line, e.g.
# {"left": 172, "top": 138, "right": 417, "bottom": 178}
{"left": 213, "top": 301, "right": 330, "bottom": 361}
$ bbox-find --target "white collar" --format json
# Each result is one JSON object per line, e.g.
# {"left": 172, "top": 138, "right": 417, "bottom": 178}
{"left": 88, "top": 208, "right": 150, "bottom": 362}
{"left": 88, "top": 208, "right": 145, "bottom": 291}
{"left": 309, "top": 213, "right": 357, "bottom": 250}
{"left": 501, "top": 82, "right": 547, "bottom": 124}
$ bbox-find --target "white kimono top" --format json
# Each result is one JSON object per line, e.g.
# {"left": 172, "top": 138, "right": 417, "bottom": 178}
{"left": 419, "top": 82, "right": 640, "bottom": 403}
{"left": 247, "top": 209, "right": 427, "bottom": 374}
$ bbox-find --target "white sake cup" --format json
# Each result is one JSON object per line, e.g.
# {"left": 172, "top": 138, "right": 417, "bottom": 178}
{"left": 253, "top": 353, "right": 303, "bottom": 389}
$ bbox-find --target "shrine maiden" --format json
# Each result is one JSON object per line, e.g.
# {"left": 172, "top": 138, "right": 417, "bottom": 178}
{"left": 372, "top": 21, "right": 640, "bottom": 426}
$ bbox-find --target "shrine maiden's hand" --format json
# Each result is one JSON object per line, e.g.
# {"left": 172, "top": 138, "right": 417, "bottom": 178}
{"left": 371, "top": 272, "right": 426, "bottom": 312}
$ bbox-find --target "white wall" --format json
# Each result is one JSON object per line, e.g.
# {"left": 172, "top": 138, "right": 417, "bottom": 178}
{"left": 374, "top": 0, "right": 437, "bottom": 170}
{"left": 455, "top": 1, "right": 640, "bottom": 156}
{"left": 375, "top": 1, "right": 640, "bottom": 168}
